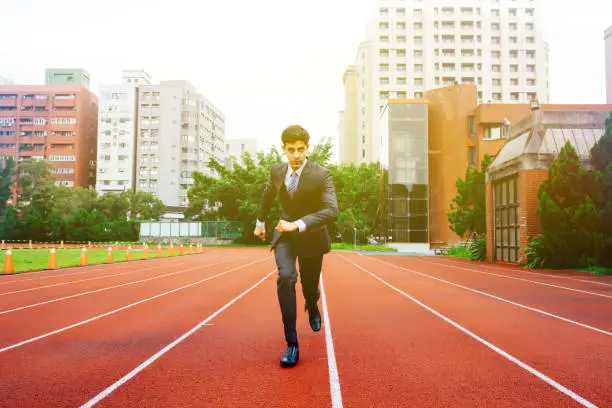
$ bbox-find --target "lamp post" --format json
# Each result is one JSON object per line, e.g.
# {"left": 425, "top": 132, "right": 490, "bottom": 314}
{"left": 353, "top": 227, "right": 357, "bottom": 250}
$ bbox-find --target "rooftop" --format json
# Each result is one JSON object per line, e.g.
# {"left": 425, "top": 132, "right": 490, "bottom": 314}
{"left": 488, "top": 109, "right": 611, "bottom": 173}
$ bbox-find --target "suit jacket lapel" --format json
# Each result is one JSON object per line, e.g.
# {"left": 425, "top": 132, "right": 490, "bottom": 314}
{"left": 294, "top": 160, "right": 313, "bottom": 198}
{"left": 275, "top": 162, "right": 289, "bottom": 192}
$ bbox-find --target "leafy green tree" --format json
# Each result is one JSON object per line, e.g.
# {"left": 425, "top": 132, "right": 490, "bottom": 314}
{"left": 447, "top": 155, "right": 492, "bottom": 238}
{"left": 0, "top": 157, "right": 15, "bottom": 216}
{"left": 123, "top": 190, "right": 165, "bottom": 221}
{"left": 96, "top": 192, "right": 130, "bottom": 222}
{"left": 533, "top": 141, "right": 603, "bottom": 268}
{"left": 329, "top": 162, "right": 381, "bottom": 243}
{"left": 16, "top": 159, "right": 55, "bottom": 207}
{"left": 0, "top": 206, "right": 22, "bottom": 240}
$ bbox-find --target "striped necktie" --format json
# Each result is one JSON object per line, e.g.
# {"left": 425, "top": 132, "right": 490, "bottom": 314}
{"left": 287, "top": 171, "right": 298, "bottom": 197}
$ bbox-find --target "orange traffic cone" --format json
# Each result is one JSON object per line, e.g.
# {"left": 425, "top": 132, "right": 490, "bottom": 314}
{"left": 157, "top": 245, "right": 163, "bottom": 258}
{"left": 2, "top": 248, "right": 15, "bottom": 274}
{"left": 48, "top": 247, "right": 58, "bottom": 269}
{"left": 169, "top": 243, "right": 175, "bottom": 256}
{"left": 126, "top": 246, "right": 133, "bottom": 261}
{"left": 188, "top": 244, "right": 193, "bottom": 254}
{"left": 179, "top": 244, "right": 185, "bottom": 256}
{"left": 60, "top": 240, "right": 65, "bottom": 249}
{"left": 80, "top": 247, "right": 89, "bottom": 266}
{"left": 142, "top": 245, "right": 149, "bottom": 260}
{"left": 106, "top": 247, "right": 114, "bottom": 263}
{"left": 198, "top": 243, "right": 203, "bottom": 253}
{"left": 28, "top": 240, "right": 33, "bottom": 249}
{"left": 1, "top": 240, "right": 5, "bottom": 250}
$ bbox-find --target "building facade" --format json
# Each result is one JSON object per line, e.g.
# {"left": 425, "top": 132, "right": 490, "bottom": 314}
{"left": 379, "top": 85, "right": 610, "bottom": 248}
{"left": 225, "top": 138, "right": 258, "bottom": 168}
{"left": 606, "top": 25, "right": 612, "bottom": 104}
{"left": 0, "top": 85, "right": 98, "bottom": 190}
{"left": 45, "top": 69, "right": 91, "bottom": 89}
{"left": 342, "top": 0, "right": 550, "bottom": 165}
{"left": 136, "top": 80, "right": 225, "bottom": 207}
{"left": 96, "top": 70, "right": 151, "bottom": 195}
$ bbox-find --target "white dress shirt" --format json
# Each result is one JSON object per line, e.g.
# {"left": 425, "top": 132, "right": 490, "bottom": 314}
{"left": 256, "top": 160, "right": 308, "bottom": 232}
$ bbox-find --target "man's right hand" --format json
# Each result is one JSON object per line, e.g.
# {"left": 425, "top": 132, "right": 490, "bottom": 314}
{"left": 254, "top": 225, "right": 266, "bottom": 241}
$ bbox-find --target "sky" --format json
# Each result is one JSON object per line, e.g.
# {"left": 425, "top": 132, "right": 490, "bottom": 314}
{"left": 1, "top": 0, "right": 611, "bottom": 155}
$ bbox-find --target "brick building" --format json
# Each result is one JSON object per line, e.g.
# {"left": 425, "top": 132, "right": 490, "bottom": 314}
{"left": 381, "top": 85, "right": 612, "bottom": 250}
{"left": 0, "top": 85, "right": 98, "bottom": 195}
{"left": 485, "top": 108, "right": 612, "bottom": 263}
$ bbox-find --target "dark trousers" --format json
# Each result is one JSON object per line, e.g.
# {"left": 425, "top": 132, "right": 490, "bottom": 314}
{"left": 274, "top": 238, "right": 323, "bottom": 345}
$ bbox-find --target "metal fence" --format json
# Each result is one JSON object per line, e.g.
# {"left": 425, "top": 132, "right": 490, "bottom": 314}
{"left": 139, "top": 221, "right": 242, "bottom": 241}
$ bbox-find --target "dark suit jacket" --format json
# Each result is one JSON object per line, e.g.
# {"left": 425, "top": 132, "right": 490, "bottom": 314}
{"left": 257, "top": 161, "right": 339, "bottom": 255}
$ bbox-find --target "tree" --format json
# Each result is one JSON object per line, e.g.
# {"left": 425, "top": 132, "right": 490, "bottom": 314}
{"left": 447, "top": 155, "right": 492, "bottom": 238}
{"left": 533, "top": 141, "right": 603, "bottom": 268}
{"left": 122, "top": 190, "right": 165, "bottom": 221}
{"left": 0, "top": 206, "right": 22, "bottom": 240}
{"left": 16, "top": 159, "right": 55, "bottom": 207}
{"left": 329, "top": 162, "right": 381, "bottom": 243}
{"left": 96, "top": 192, "right": 130, "bottom": 222}
{"left": 589, "top": 112, "right": 612, "bottom": 265}
{"left": 0, "top": 157, "right": 15, "bottom": 216}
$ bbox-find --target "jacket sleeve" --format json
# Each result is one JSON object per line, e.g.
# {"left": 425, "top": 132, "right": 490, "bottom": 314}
{"left": 299, "top": 170, "right": 338, "bottom": 230}
{"left": 257, "top": 167, "right": 277, "bottom": 223}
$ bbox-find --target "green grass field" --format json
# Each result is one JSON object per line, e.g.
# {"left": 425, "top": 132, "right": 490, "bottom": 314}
{"left": 444, "top": 246, "right": 471, "bottom": 259}
{"left": 331, "top": 243, "right": 397, "bottom": 252}
{"left": 0, "top": 248, "right": 178, "bottom": 274}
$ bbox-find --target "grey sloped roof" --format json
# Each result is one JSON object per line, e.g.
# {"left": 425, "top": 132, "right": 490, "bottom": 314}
{"left": 488, "top": 110, "right": 609, "bottom": 172}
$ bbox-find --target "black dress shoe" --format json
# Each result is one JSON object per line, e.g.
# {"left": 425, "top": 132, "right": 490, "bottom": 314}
{"left": 309, "top": 309, "right": 321, "bottom": 332}
{"left": 280, "top": 345, "right": 299, "bottom": 367}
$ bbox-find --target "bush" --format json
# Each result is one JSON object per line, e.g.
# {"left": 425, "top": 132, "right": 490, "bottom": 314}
{"left": 525, "top": 236, "right": 548, "bottom": 269}
{"left": 468, "top": 237, "right": 487, "bottom": 261}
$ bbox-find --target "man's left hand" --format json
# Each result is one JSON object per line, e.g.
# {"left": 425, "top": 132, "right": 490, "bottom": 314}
{"left": 275, "top": 220, "right": 298, "bottom": 233}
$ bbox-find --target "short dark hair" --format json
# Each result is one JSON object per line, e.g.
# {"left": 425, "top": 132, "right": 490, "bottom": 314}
{"left": 281, "top": 125, "right": 310, "bottom": 145}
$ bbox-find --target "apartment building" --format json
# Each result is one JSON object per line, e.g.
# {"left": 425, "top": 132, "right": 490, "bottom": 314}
{"left": 606, "top": 25, "right": 612, "bottom": 104}
{"left": 342, "top": 0, "right": 550, "bottom": 165}
{"left": 96, "top": 70, "right": 151, "bottom": 194}
{"left": 225, "top": 138, "right": 258, "bottom": 168}
{"left": 45, "top": 68, "right": 91, "bottom": 89}
{"left": 0, "top": 85, "right": 98, "bottom": 190}
{"left": 136, "top": 80, "right": 225, "bottom": 207}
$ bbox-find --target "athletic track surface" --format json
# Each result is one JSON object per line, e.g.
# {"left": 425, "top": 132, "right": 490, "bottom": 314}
{"left": 0, "top": 247, "right": 610, "bottom": 407}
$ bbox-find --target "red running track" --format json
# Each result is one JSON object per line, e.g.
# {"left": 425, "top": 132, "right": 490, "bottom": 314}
{"left": 0, "top": 249, "right": 609, "bottom": 407}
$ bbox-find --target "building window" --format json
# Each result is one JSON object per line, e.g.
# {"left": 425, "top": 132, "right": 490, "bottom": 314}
{"left": 380, "top": 77, "right": 390, "bottom": 85}
{"left": 469, "top": 116, "right": 476, "bottom": 139}
{"left": 379, "top": 22, "right": 389, "bottom": 30}
{"left": 379, "top": 49, "right": 389, "bottom": 57}
{"left": 397, "top": 77, "right": 406, "bottom": 85}
{"left": 484, "top": 126, "right": 503, "bottom": 139}
{"left": 396, "top": 49, "right": 406, "bottom": 57}
{"left": 468, "top": 147, "right": 477, "bottom": 167}
{"left": 362, "top": 150, "right": 365, "bottom": 158}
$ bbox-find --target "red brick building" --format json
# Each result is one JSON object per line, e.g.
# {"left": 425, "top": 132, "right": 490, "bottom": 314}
{"left": 485, "top": 107, "right": 612, "bottom": 263}
{"left": 0, "top": 85, "right": 98, "bottom": 197}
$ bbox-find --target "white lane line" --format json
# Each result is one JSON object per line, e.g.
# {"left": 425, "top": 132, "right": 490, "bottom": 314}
{"left": 371, "top": 257, "right": 611, "bottom": 336}
{"left": 416, "top": 259, "right": 612, "bottom": 299}
{"left": 79, "top": 269, "right": 276, "bottom": 408}
{"left": 320, "top": 272, "right": 343, "bottom": 408}
{"left": 0, "top": 252, "right": 214, "bottom": 286}
{"left": 340, "top": 255, "right": 598, "bottom": 408}
{"left": 0, "top": 264, "right": 189, "bottom": 296}
{"left": 0, "top": 255, "right": 253, "bottom": 315}
{"left": 439, "top": 258, "right": 612, "bottom": 288}
{"left": 0, "top": 258, "right": 271, "bottom": 353}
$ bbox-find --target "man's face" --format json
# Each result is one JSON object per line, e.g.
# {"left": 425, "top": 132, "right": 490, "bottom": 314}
{"left": 283, "top": 141, "right": 309, "bottom": 170}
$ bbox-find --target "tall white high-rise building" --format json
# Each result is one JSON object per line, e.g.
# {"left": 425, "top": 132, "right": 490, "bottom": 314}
{"left": 136, "top": 80, "right": 225, "bottom": 208}
{"left": 225, "top": 138, "right": 258, "bottom": 168}
{"left": 342, "top": 0, "right": 550, "bottom": 164}
{"left": 96, "top": 70, "right": 151, "bottom": 194}
{"left": 605, "top": 25, "right": 612, "bottom": 104}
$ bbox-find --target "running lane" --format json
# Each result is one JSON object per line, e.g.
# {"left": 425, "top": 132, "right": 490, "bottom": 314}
{"left": 0, "top": 254, "right": 275, "bottom": 407}
{"left": 94, "top": 271, "right": 331, "bottom": 407}
{"left": 345, "top": 253, "right": 610, "bottom": 407}
{"left": 371, "top": 255, "right": 612, "bottom": 333}
{"left": 324, "top": 253, "right": 595, "bottom": 407}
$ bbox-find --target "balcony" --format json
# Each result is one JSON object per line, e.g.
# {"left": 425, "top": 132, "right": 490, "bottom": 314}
{"left": 53, "top": 98, "right": 76, "bottom": 109}
{"left": 0, "top": 99, "right": 17, "bottom": 108}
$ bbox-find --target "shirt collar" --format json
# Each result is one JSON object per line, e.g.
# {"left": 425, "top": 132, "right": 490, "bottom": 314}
{"left": 288, "top": 159, "right": 308, "bottom": 176}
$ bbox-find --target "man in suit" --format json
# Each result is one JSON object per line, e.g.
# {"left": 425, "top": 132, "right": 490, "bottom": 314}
{"left": 254, "top": 125, "right": 338, "bottom": 368}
